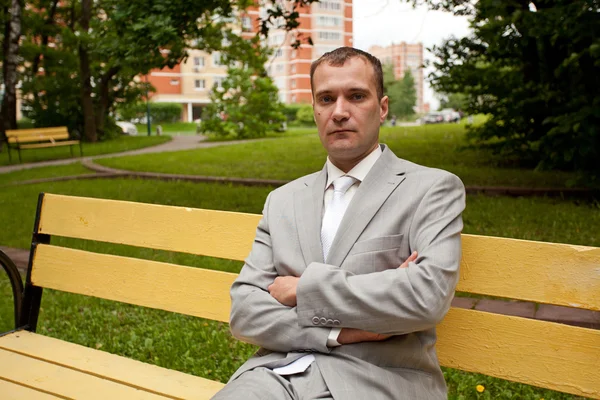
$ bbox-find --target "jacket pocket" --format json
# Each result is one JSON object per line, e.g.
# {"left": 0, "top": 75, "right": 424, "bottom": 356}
{"left": 349, "top": 233, "right": 404, "bottom": 255}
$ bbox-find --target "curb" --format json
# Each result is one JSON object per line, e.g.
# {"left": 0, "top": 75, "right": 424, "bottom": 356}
{"left": 2, "top": 244, "right": 598, "bottom": 330}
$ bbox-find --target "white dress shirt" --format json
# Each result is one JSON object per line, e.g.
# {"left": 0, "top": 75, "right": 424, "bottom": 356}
{"left": 273, "top": 145, "right": 383, "bottom": 375}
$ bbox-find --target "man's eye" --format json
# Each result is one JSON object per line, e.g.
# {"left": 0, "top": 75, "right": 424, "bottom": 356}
{"left": 321, "top": 96, "right": 333, "bottom": 103}
{"left": 352, "top": 93, "right": 365, "bottom": 100}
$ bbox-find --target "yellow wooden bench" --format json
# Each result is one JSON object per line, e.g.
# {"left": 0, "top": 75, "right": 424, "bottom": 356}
{"left": 1, "top": 193, "right": 599, "bottom": 399}
{"left": 5, "top": 127, "right": 82, "bottom": 163}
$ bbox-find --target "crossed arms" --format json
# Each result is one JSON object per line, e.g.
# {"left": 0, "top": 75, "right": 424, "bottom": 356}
{"left": 229, "top": 173, "right": 465, "bottom": 353}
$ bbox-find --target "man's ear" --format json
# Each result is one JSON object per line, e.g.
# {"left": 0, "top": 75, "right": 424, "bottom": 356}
{"left": 380, "top": 96, "right": 389, "bottom": 123}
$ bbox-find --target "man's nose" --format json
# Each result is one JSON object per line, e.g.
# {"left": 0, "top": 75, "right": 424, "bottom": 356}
{"left": 332, "top": 98, "right": 350, "bottom": 122}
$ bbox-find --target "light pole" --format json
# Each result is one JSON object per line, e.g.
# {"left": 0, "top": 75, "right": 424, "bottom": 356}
{"left": 145, "top": 75, "right": 151, "bottom": 136}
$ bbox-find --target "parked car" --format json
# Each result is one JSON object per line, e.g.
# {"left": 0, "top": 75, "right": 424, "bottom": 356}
{"left": 421, "top": 112, "right": 445, "bottom": 124}
{"left": 440, "top": 108, "right": 461, "bottom": 123}
{"left": 116, "top": 121, "right": 138, "bottom": 136}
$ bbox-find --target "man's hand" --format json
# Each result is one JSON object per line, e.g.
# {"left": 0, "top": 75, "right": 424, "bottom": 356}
{"left": 268, "top": 276, "right": 300, "bottom": 307}
{"left": 399, "top": 251, "right": 418, "bottom": 268}
{"left": 337, "top": 328, "right": 391, "bottom": 344}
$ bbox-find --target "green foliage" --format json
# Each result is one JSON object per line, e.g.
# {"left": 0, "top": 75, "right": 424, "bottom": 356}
{"left": 200, "top": 44, "right": 285, "bottom": 139}
{"left": 282, "top": 104, "right": 302, "bottom": 122}
{"left": 419, "top": 0, "right": 600, "bottom": 175}
{"left": 439, "top": 92, "right": 468, "bottom": 112}
{"left": 295, "top": 104, "right": 315, "bottom": 126}
{"left": 383, "top": 64, "right": 417, "bottom": 119}
{"left": 118, "top": 102, "right": 183, "bottom": 123}
{"left": 17, "top": 118, "right": 34, "bottom": 129}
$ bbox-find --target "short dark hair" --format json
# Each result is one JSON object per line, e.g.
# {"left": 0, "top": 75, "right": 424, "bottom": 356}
{"left": 310, "top": 47, "right": 384, "bottom": 100}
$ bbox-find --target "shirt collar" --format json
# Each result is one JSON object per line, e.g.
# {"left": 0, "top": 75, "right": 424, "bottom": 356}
{"left": 325, "top": 145, "right": 382, "bottom": 190}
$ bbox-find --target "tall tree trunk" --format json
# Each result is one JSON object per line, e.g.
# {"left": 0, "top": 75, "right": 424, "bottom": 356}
{"left": 95, "top": 66, "right": 120, "bottom": 135}
{"left": 0, "top": 0, "right": 22, "bottom": 151}
{"left": 79, "top": 0, "right": 96, "bottom": 142}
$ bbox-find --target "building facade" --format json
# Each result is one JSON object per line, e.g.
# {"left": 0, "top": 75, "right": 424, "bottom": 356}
{"left": 146, "top": 0, "right": 353, "bottom": 122}
{"left": 368, "top": 42, "right": 425, "bottom": 114}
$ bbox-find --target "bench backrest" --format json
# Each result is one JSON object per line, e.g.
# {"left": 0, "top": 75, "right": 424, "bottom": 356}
{"left": 6, "top": 127, "right": 69, "bottom": 144}
{"left": 22, "top": 193, "right": 600, "bottom": 399}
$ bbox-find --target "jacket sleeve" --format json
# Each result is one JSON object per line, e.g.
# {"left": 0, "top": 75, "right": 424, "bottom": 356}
{"left": 295, "top": 173, "right": 466, "bottom": 335}
{"left": 229, "top": 192, "right": 332, "bottom": 353}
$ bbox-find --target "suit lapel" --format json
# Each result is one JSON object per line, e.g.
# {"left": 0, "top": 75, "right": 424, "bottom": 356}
{"left": 295, "top": 166, "right": 327, "bottom": 266}
{"left": 326, "top": 146, "right": 407, "bottom": 267}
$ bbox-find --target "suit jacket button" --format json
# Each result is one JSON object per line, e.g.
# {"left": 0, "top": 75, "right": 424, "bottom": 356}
{"left": 312, "top": 316, "right": 320, "bottom": 325}
{"left": 319, "top": 317, "right": 327, "bottom": 325}
{"left": 333, "top": 320, "right": 341, "bottom": 326}
{"left": 326, "top": 319, "right": 334, "bottom": 325}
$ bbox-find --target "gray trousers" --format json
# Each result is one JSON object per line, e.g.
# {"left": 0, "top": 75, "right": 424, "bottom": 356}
{"left": 211, "top": 363, "right": 333, "bottom": 400}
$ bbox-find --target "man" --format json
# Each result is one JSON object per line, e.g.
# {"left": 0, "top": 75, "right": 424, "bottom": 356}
{"left": 212, "top": 47, "right": 465, "bottom": 400}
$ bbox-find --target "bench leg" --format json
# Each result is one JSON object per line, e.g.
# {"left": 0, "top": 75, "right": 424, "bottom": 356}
{"left": 17, "top": 147, "right": 22, "bottom": 163}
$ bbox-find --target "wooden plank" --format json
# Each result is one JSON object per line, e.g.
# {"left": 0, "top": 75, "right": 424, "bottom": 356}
{"left": 20, "top": 140, "right": 79, "bottom": 149}
{"left": 6, "top": 127, "right": 68, "bottom": 137}
{"left": 0, "top": 331, "right": 224, "bottom": 400}
{"left": 0, "top": 378, "right": 62, "bottom": 399}
{"left": 0, "top": 348, "right": 171, "bottom": 399}
{"left": 32, "top": 244, "right": 235, "bottom": 322}
{"left": 437, "top": 307, "right": 600, "bottom": 399}
{"left": 8, "top": 134, "right": 70, "bottom": 144}
{"left": 38, "top": 193, "right": 261, "bottom": 261}
{"left": 459, "top": 234, "right": 600, "bottom": 311}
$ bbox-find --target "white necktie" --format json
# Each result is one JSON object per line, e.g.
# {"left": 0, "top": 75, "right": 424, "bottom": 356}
{"left": 321, "top": 175, "right": 356, "bottom": 261}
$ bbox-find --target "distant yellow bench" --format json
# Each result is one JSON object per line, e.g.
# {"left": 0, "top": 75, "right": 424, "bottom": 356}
{"left": 0, "top": 193, "right": 598, "bottom": 399}
{"left": 5, "top": 127, "right": 82, "bottom": 163}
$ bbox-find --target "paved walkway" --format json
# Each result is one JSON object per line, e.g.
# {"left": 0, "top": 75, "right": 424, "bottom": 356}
{"left": 0, "top": 135, "right": 255, "bottom": 174}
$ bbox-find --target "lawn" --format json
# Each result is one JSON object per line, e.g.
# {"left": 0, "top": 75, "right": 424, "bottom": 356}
{"left": 0, "top": 135, "right": 171, "bottom": 166}
{"left": 96, "top": 124, "right": 582, "bottom": 188}
{"left": 0, "top": 163, "right": 92, "bottom": 186}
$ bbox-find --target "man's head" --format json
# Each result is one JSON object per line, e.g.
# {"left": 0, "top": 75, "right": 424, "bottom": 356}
{"left": 310, "top": 47, "right": 389, "bottom": 172}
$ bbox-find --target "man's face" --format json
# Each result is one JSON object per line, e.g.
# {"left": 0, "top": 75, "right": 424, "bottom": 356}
{"left": 312, "top": 57, "right": 388, "bottom": 171}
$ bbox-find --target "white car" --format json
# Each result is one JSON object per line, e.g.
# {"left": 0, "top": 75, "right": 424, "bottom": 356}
{"left": 440, "top": 109, "right": 461, "bottom": 123}
{"left": 116, "top": 121, "right": 138, "bottom": 136}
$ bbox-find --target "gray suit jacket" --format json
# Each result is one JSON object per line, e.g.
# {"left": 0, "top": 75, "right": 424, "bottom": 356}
{"left": 228, "top": 144, "right": 466, "bottom": 399}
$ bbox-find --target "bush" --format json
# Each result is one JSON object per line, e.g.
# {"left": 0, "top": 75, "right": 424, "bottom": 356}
{"left": 296, "top": 104, "right": 315, "bottom": 126}
{"left": 17, "top": 119, "right": 35, "bottom": 129}
{"left": 117, "top": 102, "right": 183, "bottom": 123}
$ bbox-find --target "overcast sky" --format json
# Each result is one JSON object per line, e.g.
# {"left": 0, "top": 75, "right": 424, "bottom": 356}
{"left": 352, "top": 0, "right": 472, "bottom": 110}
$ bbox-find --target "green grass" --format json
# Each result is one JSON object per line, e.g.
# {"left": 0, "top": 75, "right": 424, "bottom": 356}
{"left": 0, "top": 163, "right": 93, "bottom": 186}
{"left": 1, "top": 177, "right": 597, "bottom": 398}
{"left": 97, "top": 124, "right": 582, "bottom": 188}
{"left": 135, "top": 122, "right": 198, "bottom": 135}
{"left": 0, "top": 135, "right": 171, "bottom": 166}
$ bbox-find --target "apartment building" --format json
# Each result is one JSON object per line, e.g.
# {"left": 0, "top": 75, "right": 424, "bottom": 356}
{"left": 147, "top": 0, "right": 353, "bottom": 122}
{"left": 368, "top": 42, "right": 425, "bottom": 114}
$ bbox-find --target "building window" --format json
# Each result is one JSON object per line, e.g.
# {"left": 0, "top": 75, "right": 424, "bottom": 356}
{"left": 213, "top": 52, "right": 223, "bottom": 67}
{"left": 317, "top": 16, "right": 342, "bottom": 27}
{"left": 291, "top": 50, "right": 297, "bottom": 58}
{"left": 291, "top": 79, "right": 296, "bottom": 88}
{"left": 193, "top": 57, "right": 205, "bottom": 71}
{"left": 241, "top": 16, "right": 252, "bottom": 31}
{"left": 276, "top": 64, "right": 284, "bottom": 73}
{"left": 318, "top": 1, "right": 341, "bottom": 10}
{"left": 274, "top": 49, "right": 283, "bottom": 58}
{"left": 291, "top": 94, "right": 296, "bottom": 102}
{"left": 170, "top": 79, "right": 180, "bottom": 86}
{"left": 318, "top": 32, "right": 341, "bottom": 41}
{"left": 213, "top": 77, "right": 224, "bottom": 89}
{"left": 195, "top": 79, "right": 205, "bottom": 89}
{"left": 291, "top": 64, "right": 296, "bottom": 73}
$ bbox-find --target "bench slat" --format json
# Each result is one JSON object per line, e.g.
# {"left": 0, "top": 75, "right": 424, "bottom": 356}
{"left": 458, "top": 235, "right": 600, "bottom": 311}
{"left": 19, "top": 140, "right": 79, "bottom": 149}
{"left": 438, "top": 307, "right": 600, "bottom": 399}
{"left": 0, "top": 378, "right": 60, "bottom": 400}
{"left": 8, "top": 134, "right": 70, "bottom": 144}
{"left": 0, "top": 331, "right": 224, "bottom": 399}
{"left": 37, "top": 194, "right": 600, "bottom": 310}
{"left": 6, "top": 127, "right": 68, "bottom": 137}
{"left": 0, "top": 348, "right": 171, "bottom": 399}
{"left": 38, "top": 193, "right": 261, "bottom": 262}
{"left": 32, "top": 244, "right": 236, "bottom": 322}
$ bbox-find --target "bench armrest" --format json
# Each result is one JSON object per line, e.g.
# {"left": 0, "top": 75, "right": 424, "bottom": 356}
{"left": 0, "top": 250, "right": 24, "bottom": 331}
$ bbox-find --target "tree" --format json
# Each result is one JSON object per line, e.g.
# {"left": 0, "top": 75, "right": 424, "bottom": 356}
{"left": 0, "top": 0, "right": 22, "bottom": 148}
{"left": 438, "top": 92, "right": 467, "bottom": 112}
{"left": 200, "top": 44, "right": 285, "bottom": 139}
{"left": 12, "top": 0, "right": 319, "bottom": 142}
{"left": 383, "top": 63, "right": 417, "bottom": 119}
{"left": 409, "top": 0, "right": 600, "bottom": 174}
